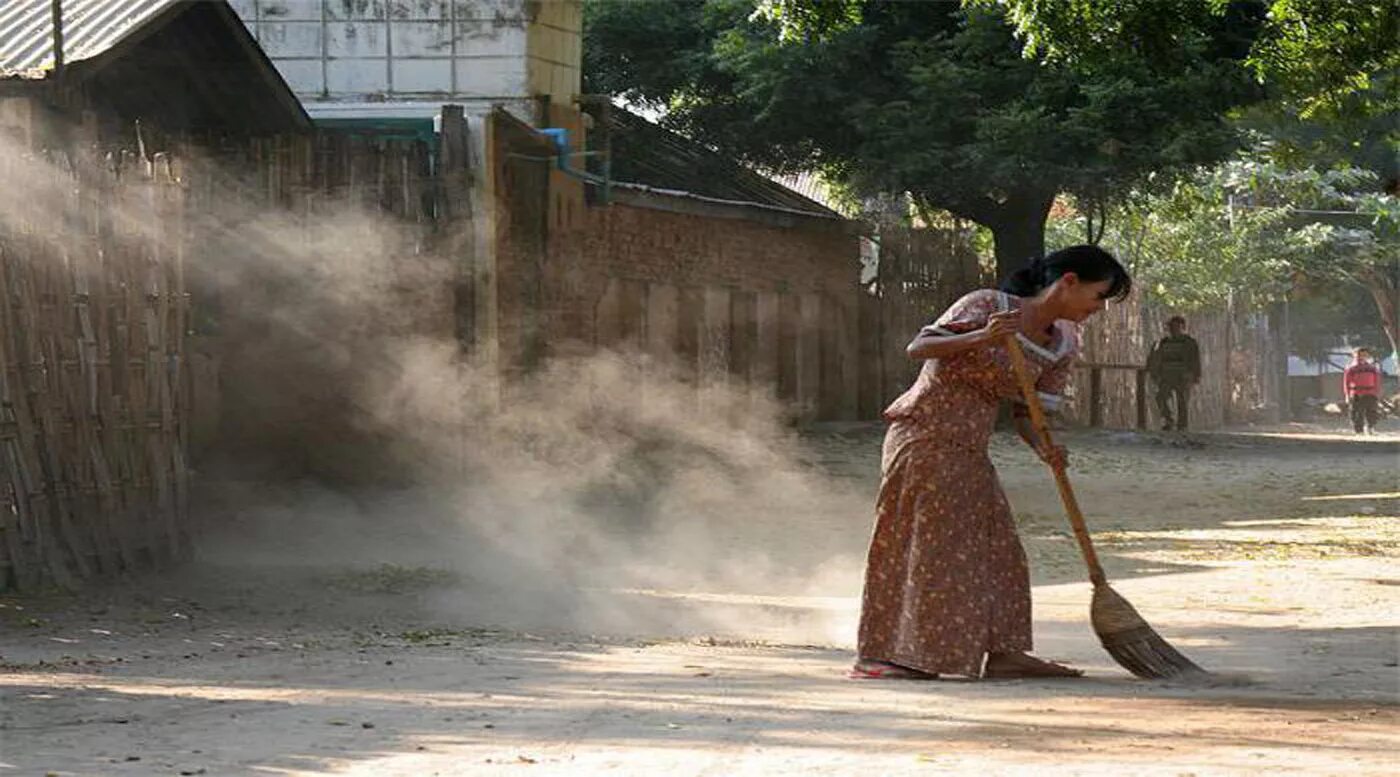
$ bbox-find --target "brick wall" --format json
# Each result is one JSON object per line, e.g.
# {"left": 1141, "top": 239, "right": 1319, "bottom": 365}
{"left": 562, "top": 198, "right": 861, "bottom": 420}
{"left": 541, "top": 198, "right": 861, "bottom": 421}
{"left": 489, "top": 111, "right": 862, "bottom": 421}
{"left": 488, "top": 108, "right": 862, "bottom": 421}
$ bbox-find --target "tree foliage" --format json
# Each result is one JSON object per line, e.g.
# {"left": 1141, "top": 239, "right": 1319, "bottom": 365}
{"left": 1247, "top": 0, "right": 1400, "bottom": 118}
{"left": 1050, "top": 158, "right": 1400, "bottom": 355}
{"left": 1285, "top": 286, "right": 1393, "bottom": 364}
{"left": 982, "top": 0, "right": 1400, "bottom": 118}
{"left": 584, "top": 0, "right": 1264, "bottom": 279}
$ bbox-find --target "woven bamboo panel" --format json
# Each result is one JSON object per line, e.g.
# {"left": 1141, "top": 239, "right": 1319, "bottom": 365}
{"left": 0, "top": 147, "right": 190, "bottom": 590}
{"left": 870, "top": 225, "right": 988, "bottom": 408}
{"left": 1074, "top": 293, "right": 1283, "bottom": 429}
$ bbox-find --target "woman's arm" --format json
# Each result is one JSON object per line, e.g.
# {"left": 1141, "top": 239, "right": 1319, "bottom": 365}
{"left": 906, "top": 309, "right": 1021, "bottom": 360}
{"left": 1012, "top": 409, "right": 1068, "bottom": 468}
{"left": 1013, "top": 344, "right": 1073, "bottom": 468}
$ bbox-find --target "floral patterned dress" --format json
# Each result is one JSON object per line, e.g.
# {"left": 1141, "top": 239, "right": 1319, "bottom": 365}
{"left": 856, "top": 289, "right": 1078, "bottom": 677}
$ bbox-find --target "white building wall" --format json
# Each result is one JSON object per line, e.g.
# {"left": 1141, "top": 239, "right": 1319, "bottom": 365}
{"left": 230, "top": 0, "right": 577, "bottom": 120}
{"left": 230, "top": 1, "right": 585, "bottom": 389}
{"left": 526, "top": 0, "right": 581, "bottom": 104}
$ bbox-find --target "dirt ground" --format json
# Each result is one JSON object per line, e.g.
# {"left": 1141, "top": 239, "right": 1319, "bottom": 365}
{"left": 2, "top": 424, "right": 1397, "bottom": 775}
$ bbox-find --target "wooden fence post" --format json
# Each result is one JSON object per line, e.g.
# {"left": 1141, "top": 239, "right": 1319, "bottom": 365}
{"left": 1089, "top": 365, "right": 1104, "bottom": 428}
{"left": 1222, "top": 293, "right": 1235, "bottom": 426}
{"left": 1136, "top": 368, "right": 1148, "bottom": 429}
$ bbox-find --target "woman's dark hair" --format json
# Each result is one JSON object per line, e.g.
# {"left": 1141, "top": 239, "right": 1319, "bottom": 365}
{"left": 1001, "top": 244, "right": 1132, "bottom": 301}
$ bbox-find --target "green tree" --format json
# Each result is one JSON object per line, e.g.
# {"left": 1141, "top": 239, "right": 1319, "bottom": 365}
{"left": 984, "top": 0, "right": 1400, "bottom": 118}
{"left": 1285, "top": 286, "right": 1392, "bottom": 365}
{"left": 984, "top": 0, "right": 1400, "bottom": 194}
{"left": 1052, "top": 160, "right": 1400, "bottom": 357}
{"left": 1289, "top": 185, "right": 1400, "bottom": 358}
{"left": 584, "top": 0, "right": 1264, "bottom": 280}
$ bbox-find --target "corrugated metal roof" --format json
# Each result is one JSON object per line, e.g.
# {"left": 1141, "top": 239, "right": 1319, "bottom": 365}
{"left": 0, "top": 0, "right": 182, "bottom": 79}
{"left": 608, "top": 109, "right": 840, "bottom": 218}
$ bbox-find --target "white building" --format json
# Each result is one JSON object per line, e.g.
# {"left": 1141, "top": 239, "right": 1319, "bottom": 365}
{"left": 230, "top": 0, "right": 582, "bottom": 128}
{"left": 230, "top": 1, "right": 588, "bottom": 381}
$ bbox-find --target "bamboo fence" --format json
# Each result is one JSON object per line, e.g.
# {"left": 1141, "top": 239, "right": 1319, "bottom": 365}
{"left": 1075, "top": 295, "right": 1283, "bottom": 429}
{"left": 0, "top": 147, "right": 190, "bottom": 590}
{"left": 861, "top": 224, "right": 987, "bottom": 414}
{"left": 0, "top": 118, "right": 467, "bottom": 591}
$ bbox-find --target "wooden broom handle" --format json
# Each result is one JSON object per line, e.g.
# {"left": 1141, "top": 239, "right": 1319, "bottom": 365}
{"left": 1004, "top": 335, "right": 1109, "bottom": 587}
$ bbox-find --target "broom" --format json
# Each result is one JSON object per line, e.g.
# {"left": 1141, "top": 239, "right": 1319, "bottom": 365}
{"left": 1005, "top": 335, "right": 1207, "bottom": 680}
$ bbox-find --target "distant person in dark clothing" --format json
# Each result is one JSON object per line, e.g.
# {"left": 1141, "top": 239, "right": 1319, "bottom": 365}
{"left": 1147, "top": 316, "right": 1201, "bottom": 431}
{"left": 1343, "top": 347, "right": 1383, "bottom": 435}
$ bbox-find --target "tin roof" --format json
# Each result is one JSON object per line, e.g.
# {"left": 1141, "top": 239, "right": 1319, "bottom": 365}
{"left": 607, "top": 108, "right": 841, "bottom": 218}
{"left": 0, "top": 0, "right": 182, "bottom": 78}
{"left": 0, "top": 1, "right": 309, "bottom": 134}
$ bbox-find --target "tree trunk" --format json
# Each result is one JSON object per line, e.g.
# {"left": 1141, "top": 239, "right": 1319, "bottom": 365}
{"left": 988, "top": 193, "right": 1056, "bottom": 285}
{"left": 917, "top": 189, "right": 1057, "bottom": 286}
{"left": 1365, "top": 275, "right": 1399, "bottom": 362}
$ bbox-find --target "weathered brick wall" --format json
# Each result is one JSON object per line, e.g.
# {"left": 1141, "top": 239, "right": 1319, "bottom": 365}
{"left": 565, "top": 200, "right": 855, "bottom": 294}
{"left": 549, "top": 197, "right": 862, "bottom": 421}
{"left": 493, "top": 189, "right": 861, "bottom": 420}
{"left": 488, "top": 109, "right": 862, "bottom": 421}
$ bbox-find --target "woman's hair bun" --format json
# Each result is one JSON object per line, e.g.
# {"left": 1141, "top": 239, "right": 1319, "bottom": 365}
{"left": 1002, "top": 256, "right": 1046, "bottom": 297}
{"left": 1000, "top": 245, "right": 1132, "bottom": 301}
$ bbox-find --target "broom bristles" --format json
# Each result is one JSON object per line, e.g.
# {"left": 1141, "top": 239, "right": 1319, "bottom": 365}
{"left": 1091, "top": 583, "right": 1207, "bottom": 679}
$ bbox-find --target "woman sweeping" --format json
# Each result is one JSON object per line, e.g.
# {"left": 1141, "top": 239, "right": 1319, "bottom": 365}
{"left": 853, "top": 245, "right": 1132, "bottom": 680}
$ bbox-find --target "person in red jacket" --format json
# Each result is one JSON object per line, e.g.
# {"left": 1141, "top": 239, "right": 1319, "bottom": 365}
{"left": 1343, "top": 347, "right": 1384, "bottom": 435}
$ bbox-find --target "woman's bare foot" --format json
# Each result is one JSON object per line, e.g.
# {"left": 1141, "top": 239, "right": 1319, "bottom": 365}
{"left": 849, "top": 659, "right": 939, "bottom": 680}
{"left": 983, "top": 652, "right": 1084, "bottom": 679}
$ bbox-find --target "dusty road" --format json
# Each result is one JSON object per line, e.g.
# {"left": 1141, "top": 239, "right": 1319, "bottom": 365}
{"left": 2, "top": 425, "right": 1397, "bottom": 775}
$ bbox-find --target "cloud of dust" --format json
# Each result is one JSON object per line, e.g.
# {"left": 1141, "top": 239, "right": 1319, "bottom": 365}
{"left": 0, "top": 133, "right": 872, "bottom": 647}
{"left": 374, "top": 348, "right": 871, "bottom": 645}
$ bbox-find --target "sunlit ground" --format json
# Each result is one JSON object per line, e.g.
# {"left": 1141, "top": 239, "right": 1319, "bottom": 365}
{"left": 2, "top": 427, "right": 1396, "bottom": 775}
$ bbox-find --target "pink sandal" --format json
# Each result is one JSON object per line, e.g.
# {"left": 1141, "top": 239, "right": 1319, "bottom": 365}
{"left": 848, "top": 660, "right": 939, "bottom": 680}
